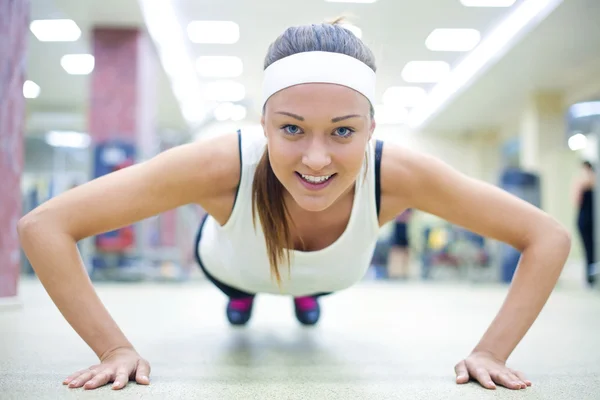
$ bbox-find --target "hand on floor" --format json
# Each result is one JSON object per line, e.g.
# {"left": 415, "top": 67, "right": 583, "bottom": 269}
{"left": 63, "top": 347, "right": 151, "bottom": 390}
{"left": 454, "top": 350, "right": 532, "bottom": 390}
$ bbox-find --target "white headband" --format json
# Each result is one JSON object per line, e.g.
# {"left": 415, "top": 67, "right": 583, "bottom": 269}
{"left": 262, "top": 51, "right": 376, "bottom": 109}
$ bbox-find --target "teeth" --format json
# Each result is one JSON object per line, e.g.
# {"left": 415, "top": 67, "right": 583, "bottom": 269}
{"left": 300, "top": 173, "right": 332, "bottom": 183}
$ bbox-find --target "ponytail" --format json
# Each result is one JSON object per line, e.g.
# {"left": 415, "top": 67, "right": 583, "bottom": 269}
{"left": 251, "top": 149, "right": 294, "bottom": 284}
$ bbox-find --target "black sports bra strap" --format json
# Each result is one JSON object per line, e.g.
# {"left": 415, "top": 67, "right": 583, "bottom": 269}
{"left": 375, "top": 140, "right": 384, "bottom": 218}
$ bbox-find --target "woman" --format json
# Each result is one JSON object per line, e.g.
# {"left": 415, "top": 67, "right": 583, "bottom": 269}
{"left": 18, "top": 20, "right": 571, "bottom": 391}
{"left": 387, "top": 208, "right": 414, "bottom": 279}
{"left": 574, "top": 161, "right": 596, "bottom": 286}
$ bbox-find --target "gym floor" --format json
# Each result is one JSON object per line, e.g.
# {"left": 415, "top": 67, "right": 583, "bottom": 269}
{"left": 1, "top": 276, "right": 599, "bottom": 399}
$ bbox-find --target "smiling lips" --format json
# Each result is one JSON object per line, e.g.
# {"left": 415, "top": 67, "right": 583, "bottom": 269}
{"left": 295, "top": 172, "right": 336, "bottom": 190}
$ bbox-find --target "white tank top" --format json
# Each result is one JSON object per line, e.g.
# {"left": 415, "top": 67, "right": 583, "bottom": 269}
{"left": 198, "top": 130, "right": 381, "bottom": 296}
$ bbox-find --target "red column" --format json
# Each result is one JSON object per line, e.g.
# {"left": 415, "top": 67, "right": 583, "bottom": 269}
{"left": 89, "top": 27, "right": 170, "bottom": 254}
{"left": 90, "top": 28, "right": 141, "bottom": 142}
{"left": 0, "top": 0, "right": 29, "bottom": 298}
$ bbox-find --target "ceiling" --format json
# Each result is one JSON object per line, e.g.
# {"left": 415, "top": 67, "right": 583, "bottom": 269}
{"left": 24, "top": 0, "right": 600, "bottom": 139}
{"left": 426, "top": 0, "right": 600, "bottom": 135}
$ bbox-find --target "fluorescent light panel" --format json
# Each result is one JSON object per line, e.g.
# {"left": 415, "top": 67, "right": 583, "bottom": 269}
{"left": 188, "top": 21, "right": 240, "bottom": 44}
{"left": 205, "top": 81, "right": 245, "bottom": 102}
{"left": 30, "top": 19, "right": 81, "bottom": 42}
{"left": 325, "top": 0, "right": 377, "bottom": 3}
{"left": 45, "top": 131, "right": 91, "bottom": 149}
{"left": 140, "top": 0, "right": 208, "bottom": 124}
{"left": 375, "top": 104, "right": 408, "bottom": 125}
{"left": 570, "top": 101, "right": 600, "bottom": 119}
{"left": 230, "top": 104, "right": 247, "bottom": 121}
{"left": 61, "top": 54, "right": 95, "bottom": 75}
{"left": 402, "top": 61, "right": 450, "bottom": 83}
{"left": 426, "top": 29, "right": 481, "bottom": 51}
{"left": 461, "top": 0, "right": 517, "bottom": 6}
{"left": 568, "top": 133, "right": 587, "bottom": 151}
{"left": 408, "top": 0, "right": 564, "bottom": 128}
{"left": 383, "top": 86, "right": 427, "bottom": 107}
{"left": 23, "top": 80, "right": 40, "bottom": 99}
{"left": 196, "top": 56, "right": 243, "bottom": 78}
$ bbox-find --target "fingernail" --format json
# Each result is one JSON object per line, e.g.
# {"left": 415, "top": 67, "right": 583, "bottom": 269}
{"left": 113, "top": 381, "right": 120, "bottom": 387}
{"left": 142, "top": 376, "right": 149, "bottom": 381}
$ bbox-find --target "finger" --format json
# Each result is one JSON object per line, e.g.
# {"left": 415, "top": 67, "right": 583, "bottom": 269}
{"left": 507, "top": 371, "right": 527, "bottom": 389}
{"left": 473, "top": 368, "right": 496, "bottom": 390}
{"left": 495, "top": 371, "right": 523, "bottom": 390}
{"left": 112, "top": 369, "right": 130, "bottom": 390}
{"left": 83, "top": 371, "right": 113, "bottom": 390}
{"left": 454, "top": 361, "right": 470, "bottom": 384}
{"left": 68, "top": 371, "right": 95, "bottom": 388}
{"left": 511, "top": 369, "right": 532, "bottom": 386}
{"left": 135, "top": 359, "right": 151, "bottom": 385}
{"left": 63, "top": 369, "right": 91, "bottom": 385}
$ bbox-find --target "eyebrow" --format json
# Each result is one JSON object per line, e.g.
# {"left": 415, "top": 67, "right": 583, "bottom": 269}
{"left": 275, "top": 111, "right": 363, "bottom": 123}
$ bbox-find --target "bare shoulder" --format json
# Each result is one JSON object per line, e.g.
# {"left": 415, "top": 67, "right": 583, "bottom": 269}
{"left": 378, "top": 141, "right": 437, "bottom": 224}
{"left": 178, "top": 132, "right": 241, "bottom": 199}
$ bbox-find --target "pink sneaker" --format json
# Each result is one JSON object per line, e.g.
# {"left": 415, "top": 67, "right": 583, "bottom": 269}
{"left": 227, "top": 297, "right": 254, "bottom": 325}
{"left": 293, "top": 296, "right": 320, "bottom": 325}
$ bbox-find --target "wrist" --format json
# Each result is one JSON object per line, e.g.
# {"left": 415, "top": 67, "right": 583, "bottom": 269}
{"left": 98, "top": 343, "right": 137, "bottom": 361}
{"left": 471, "top": 346, "right": 506, "bottom": 363}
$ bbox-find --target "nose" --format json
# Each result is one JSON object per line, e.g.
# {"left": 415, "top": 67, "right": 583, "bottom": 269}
{"left": 302, "top": 137, "right": 331, "bottom": 171}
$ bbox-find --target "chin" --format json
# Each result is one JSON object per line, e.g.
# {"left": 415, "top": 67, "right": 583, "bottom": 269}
{"left": 290, "top": 193, "right": 334, "bottom": 213}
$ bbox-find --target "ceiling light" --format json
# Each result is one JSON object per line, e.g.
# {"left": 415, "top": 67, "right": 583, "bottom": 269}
{"left": 23, "top": 80, "right": 40, "bottom": 99}
{"left": 61, "top": 54, "right": 95, "bottom": 75}
{"left": 460, "top": 0, "right": 517, "bottom": 6}
{"left": 568, "top": 133, "right": 587, "bottom": 151}
{"left": 374, "top": 104, "right": 408, "bottom": 125}
{"left": 383, "top": 86, "right": 427, "bottom": 107}
{"left": 230, "top": 105, "right": 247, "bottom": 121}
{"left": 408, "top": 0, "right": 563, "bottom": 128}
{"left": 45, "top": 131, "right": 91, "bottom": 149}
{"left": 214, "top": 102, "right": 234, "bottom": 121}
{"left": 187, "top": 21, "right": 240, "bottom": 44}
{"left": 196, "top": 56, "right": 243, "bottom": 78}
{"left": 140, "top": 0, "right": 209, "bottom": 126}
{"left": 205, "top": 81, "right": 245, "bottom": 102}
{"left": 401, "top": 61, "right": 450, "bottom": 83}
{"left": 426, "top": 29, "right": 481, "bottom": 51}
{"left": 214, "top": 102, "right": 247, "bottom": 121}
{"left": 325, "top": 0, "right": 377, "bottom": 3}
{"left": 570, "top": 101, "right": 600, "bottom": 119}
{"left": 340, "top": 24, "right": 362, "bottom": 39}
{"left": 30, "top": 19, "right": 81, "bottom": 42}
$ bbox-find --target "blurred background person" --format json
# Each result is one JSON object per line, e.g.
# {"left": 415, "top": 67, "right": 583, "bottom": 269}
{"left": 388, "top": 208, "right": 413, "bottom": 279}
{"left": 573, "top": 160, "right": 596, "bottom": 287}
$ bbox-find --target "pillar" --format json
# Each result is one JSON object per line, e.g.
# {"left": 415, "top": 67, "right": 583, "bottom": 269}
{"left": 0, "top": 0, "right": 29, "bottom": 300}
{"left": 519, "top": 91, "right": 579, "bottom": 254}
{"left": 89, "top": 27, "right": 162, "bottom": 260}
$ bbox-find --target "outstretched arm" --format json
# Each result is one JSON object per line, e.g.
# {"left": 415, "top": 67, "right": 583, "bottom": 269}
{"left": 381, "top": 144, "right": 571, "bottom": 390}
{"left": 18, "top": 132, "right": 240, "bottom": 389}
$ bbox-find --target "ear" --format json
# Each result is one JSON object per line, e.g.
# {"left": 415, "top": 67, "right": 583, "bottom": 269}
{"left": 369, "top": 116, "right": 376, "bottom": 141}
{"left": 261, "top": 115, "right": 266, "bottom": 137}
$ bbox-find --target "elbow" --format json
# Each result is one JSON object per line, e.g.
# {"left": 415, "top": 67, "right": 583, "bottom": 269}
{"left": 17, "top": 213, "right": 41, "bottom": 244}
{"left": 553, "top": 225, "right": 572, "bottom": 252}
{"left": 541, "top": 221, "right": 572, "bottom": 260}
{"left": 17, "top": 211, "right": 52, "bottom": 243}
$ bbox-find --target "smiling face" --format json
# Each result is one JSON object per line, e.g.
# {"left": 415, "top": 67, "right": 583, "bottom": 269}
{"left": 261, "top": 83, "right": 376, "bottom": 212}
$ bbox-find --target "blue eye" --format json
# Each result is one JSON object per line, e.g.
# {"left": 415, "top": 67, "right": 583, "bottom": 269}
{"left": 334, "top": 127, "right": 354, "bottom": 138}
{"left": 282, "top": 125, "right": 302, "bottom": 135}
